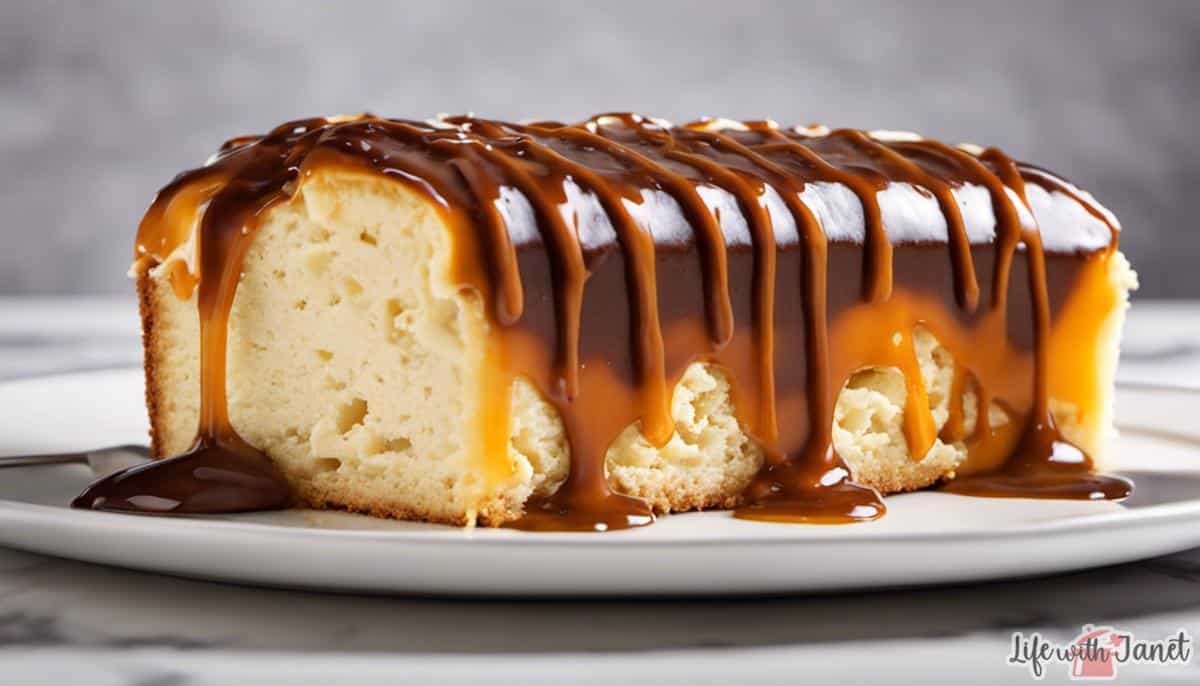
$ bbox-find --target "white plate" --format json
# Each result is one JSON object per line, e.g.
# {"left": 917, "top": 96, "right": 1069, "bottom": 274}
{"left": 1, "top": 369, "right": 1199, "bottom": 596}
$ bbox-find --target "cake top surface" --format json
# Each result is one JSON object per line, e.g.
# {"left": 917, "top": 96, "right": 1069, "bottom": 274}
{"left": 137, "top": 113, "right": 1119, "bottom": 268}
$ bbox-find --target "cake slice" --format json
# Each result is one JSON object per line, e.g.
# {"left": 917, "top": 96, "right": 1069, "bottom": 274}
{"left": 81, "top": 114, "right": 1135, "bottom": 529}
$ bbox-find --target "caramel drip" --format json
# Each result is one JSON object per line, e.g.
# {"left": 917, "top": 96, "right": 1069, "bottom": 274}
{"left": 806, "top": 130, "right": 895, "bottom": 303}
{"left": 438, "top": 116, "right": 660, "bottom": 530}
{"left": 746, "top": 125, "right": 895, "bottom": 303}
{"left": 696, "top": 123, "right": 926, "bottom": 479}
{"left": 659, "top": 124, "right": 883, "bottom": 522}
{"left": 881, "top": 137, "right": 1025, "bottom": 456}
{"left": 444, "top": 146, "right": 525, "bottom": 326}
{"left": 619, "top": 120, "right": 780, "bottom": 445}
{"left": 73, "top": 113, "right": 1129, "bottom": 526}
{"left": 1019, "top": 164, "right": 1123, "bottom": 236}
{"left": 500, "top": 120, "right": 672, "bottom": 530}
{"left": 848, "top": 133, "right": 980, "bottom": 312}
{"left": 577, "top": 115, "right": 735, "bottom": 348}
{"left": 446, "top": 119, "right": 587, "bottom": 398}
{"left": 938, "top": 149, "right": 1130, "bottom": 500}
{"left": 73, "top": 118, "right": 336, "bottom": 513}
{"left": 518, "top": 121, "right": 676, "bottom": 448}
{"left": 940, "top": 365, "right": 972, "bottom": 443}
{"left": 886, "top": 139, "right": 1024, "bottom": 310}
{"left": 133, "top": 169, "right": 226, "bottom": 300}
{"left": 748, "top": 126, "right": 954, "bottom": 478}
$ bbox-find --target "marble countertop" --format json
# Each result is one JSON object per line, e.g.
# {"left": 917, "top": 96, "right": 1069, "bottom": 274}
{"left": 1, "top": 297, "right": 1199, "bottom": 685}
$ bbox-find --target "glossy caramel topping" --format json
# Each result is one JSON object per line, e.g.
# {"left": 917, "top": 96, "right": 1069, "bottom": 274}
{"left": 71, "top": 437, "right": 288, "bottom": 514}
{"left": 74, "top": 113, "right": 1126, "bottom": 528}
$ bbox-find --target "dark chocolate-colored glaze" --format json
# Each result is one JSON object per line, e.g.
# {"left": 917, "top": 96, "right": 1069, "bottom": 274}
{"left": 72, "top": 114, "right": 1128, "bottom": 528}
{"left": 71, "top": 437, "right": 289, "bottom": 514}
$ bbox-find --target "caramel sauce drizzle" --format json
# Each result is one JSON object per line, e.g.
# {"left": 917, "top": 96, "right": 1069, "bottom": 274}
{"left": 661, "top": 122, "right": 882, "bottom": 523}
{"left": 73, "top": 114, "right": 1130, "bottom": 526}
{"left": 938, "top": 150, "right": 1130, "bottom": 499}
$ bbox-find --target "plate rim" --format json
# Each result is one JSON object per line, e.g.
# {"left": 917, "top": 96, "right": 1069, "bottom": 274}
{"left": 2, "top": 493, "right": 1200, "bottom": 550}
{"left": 2, "top": 367, "right": 1200, "bottom": 548}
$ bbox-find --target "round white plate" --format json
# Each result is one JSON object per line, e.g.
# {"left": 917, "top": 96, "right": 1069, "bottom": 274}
{"left": 1, "top": 369, "right": 1199, "bottom": 596}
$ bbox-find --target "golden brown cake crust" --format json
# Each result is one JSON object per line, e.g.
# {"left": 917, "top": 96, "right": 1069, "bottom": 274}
{"left": 294, "top": 482, "right": 473, "bottom": 527}
{"left": 136, "top": 266, "right": 166, "bottom": 461}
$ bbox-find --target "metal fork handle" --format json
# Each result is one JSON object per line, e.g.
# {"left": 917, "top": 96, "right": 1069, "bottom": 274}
{"left": 0, "top": 452, "right": 87, "bottom": 468}
{"left": 0, "top": 444, "right": 150, "bottom": 469}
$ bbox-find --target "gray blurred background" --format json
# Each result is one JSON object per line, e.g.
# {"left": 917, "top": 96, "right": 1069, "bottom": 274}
{"left": 1, "top": 0, "right": 1197, "bottom": 298}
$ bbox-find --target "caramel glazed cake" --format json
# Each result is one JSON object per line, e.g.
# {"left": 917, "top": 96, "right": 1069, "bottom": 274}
{"left": 72, "top": 113, "right": 1138, "bottom": 531}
